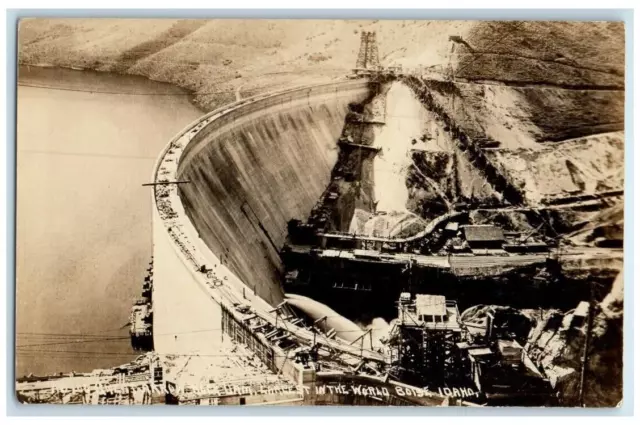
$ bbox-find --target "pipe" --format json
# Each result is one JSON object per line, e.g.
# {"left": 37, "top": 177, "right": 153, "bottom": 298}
{"left": 284, "top": 293, "right": 364, "bottom": 344}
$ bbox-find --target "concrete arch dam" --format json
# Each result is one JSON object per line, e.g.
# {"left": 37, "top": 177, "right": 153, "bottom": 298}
{"left": 152, "top": 80, "right": 371, "bottom": 355}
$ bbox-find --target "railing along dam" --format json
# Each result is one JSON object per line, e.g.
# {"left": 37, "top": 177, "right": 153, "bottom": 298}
{"left": 151, "top": 80, "right": 371, "bottom": 357}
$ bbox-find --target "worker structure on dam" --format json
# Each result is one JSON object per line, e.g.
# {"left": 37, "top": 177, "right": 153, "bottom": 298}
{"left": 16, "top": 23, "right": 624, "bottom": 408}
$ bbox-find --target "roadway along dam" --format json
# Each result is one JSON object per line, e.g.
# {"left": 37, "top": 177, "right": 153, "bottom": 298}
{"left": 152, "top": 80, "right": 372, "bottom": 355}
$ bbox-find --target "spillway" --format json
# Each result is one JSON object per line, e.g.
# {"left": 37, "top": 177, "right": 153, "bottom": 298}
{"left": 152, "top": 81, "right": 371, "bottom": 355}
{"left": 371, "top": 81, "right": 428, "bottom": 214}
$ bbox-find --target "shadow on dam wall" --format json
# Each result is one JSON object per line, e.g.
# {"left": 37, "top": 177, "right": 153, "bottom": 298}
{"left": 176, "top": 82, "right": 371, "bottom": 307}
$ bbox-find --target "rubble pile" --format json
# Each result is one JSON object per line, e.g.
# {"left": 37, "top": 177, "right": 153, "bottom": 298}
{"left": 524, "top": 273, "right": 623, "bottom": 406}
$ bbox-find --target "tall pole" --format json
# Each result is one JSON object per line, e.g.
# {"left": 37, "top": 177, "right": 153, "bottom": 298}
{"left": 578, "top": 280, "right": 595, "bottom": 406}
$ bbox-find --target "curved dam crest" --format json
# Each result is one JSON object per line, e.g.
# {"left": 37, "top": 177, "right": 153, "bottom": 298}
{"left": 175, "top": 82, "right": 371, "bottom": 307}
{"left": 153, "top": 81, "right": 371, "bottom": 355}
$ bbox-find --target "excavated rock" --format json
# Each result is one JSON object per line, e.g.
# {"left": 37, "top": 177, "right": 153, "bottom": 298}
{"left": 525, "top": 273, "right": 623, "bottom": 406}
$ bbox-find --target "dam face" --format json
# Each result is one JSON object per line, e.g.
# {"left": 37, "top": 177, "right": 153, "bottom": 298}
{"left": 153, "top": 81, "right": 371, "bottom": 354}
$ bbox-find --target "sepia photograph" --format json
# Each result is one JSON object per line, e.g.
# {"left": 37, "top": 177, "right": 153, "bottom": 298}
{"left": 14, "top": 17, "right": 624, "bottom": 407}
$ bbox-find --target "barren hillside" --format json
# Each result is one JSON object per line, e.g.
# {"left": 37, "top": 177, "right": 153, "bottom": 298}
{"left": 19, "top": 20, "right": 622, "bottom": 112}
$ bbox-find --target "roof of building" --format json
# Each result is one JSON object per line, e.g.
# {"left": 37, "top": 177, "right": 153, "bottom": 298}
{"left": 468, "top": 347, "right": 493, "bottom": 357}
{"left": 497, "top": 339, "right": 523, "bottom": 352}
{"left": 574, "top": 301, "right": 590, "bottom": 317}
{"left": 445, "top": 222, "right": 459, "bottom": 232}
{"left": 470, "top": 248, "right": 507, "bottom": 256}
{"left": 461, "top": 225, "right": 505, "bottom": 242}
{"left": 415, "top": 294, "right": 447, "bottom": 317}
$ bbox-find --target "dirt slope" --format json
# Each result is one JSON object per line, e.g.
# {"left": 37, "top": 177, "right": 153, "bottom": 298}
{"left": 525, "top": 273, "right": 623, "bottom": 407}
{"left": 22, "top": 19, "right": 621, "bottom": 114}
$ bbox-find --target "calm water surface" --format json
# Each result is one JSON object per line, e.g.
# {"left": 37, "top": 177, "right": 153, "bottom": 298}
{"left": 16, "top": 66, "right": 202, "bottom": 376}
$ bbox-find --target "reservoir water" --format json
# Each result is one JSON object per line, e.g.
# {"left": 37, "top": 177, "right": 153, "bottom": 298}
{"left": 16, "top": 66, "right": 202, "bottom": 376}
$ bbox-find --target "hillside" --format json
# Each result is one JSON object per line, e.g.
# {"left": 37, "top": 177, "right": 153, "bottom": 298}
{"left": 417, "top": 21, "right": 624, "bottom": 207}
{"left": 18, "top": 18, "right": 371, "bottom": 109}
{"left": 18, "top": 20, "right": 622, "bottom": 111}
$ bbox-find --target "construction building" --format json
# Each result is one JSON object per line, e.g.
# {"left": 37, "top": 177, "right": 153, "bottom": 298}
{"left": 457, "top": 305, "right": 555, "bottom": 405}
{"left": 389, "top": 293, "right": 464, "bottom": 387}
{"left": 460, "top": 224, "right": 505, "bottom": 252}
